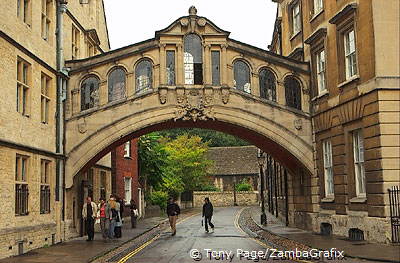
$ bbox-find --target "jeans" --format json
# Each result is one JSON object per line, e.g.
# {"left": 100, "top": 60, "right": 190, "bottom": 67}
{"left": 108, "top": 219, "right": 116, "bottom": 238}
{"left": 204, "top": 216, "right": 214, "bottom": 232}
{"left": 100, "top": 218, "right": 108, "bottom": 239}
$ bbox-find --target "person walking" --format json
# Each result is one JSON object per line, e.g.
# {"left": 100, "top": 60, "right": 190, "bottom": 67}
{"left": 166, "top": 197, "right": 180, "bottom": 236}
{"left": 108, "top": 195, "right": 120, "bottom": 239}
{"left": 202, "top": 197, "right": 214, "bottom": 233}
{"left": 98, "top": 198, "right": 109, "bottom": 240}
{"left": 115, "top": 196, "right": 123, "bottom": 238}
{"left": 130, "top": 200, "right": 139, "bottom": 228}
{"left": 82, "top": 196, "right": 97, "bottom": 241}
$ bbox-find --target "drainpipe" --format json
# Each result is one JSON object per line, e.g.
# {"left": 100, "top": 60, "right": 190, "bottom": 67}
{"left": 56, "top": 0, "right": 68, "bottom": 225}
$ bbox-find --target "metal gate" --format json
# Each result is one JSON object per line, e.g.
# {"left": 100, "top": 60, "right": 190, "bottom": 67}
{"left": 389, "top": 186, "right": 400, "bottom": 243}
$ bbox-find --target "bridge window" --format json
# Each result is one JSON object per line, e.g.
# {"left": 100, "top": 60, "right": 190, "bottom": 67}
{"left": 259, "top": 69, "right": 276, "bottom": 101}
{"left": 284, "top": 76, "right": 301, "bottom": 110}
{"left": 135, "top": 59, "right": 153, "bottom": 93}
{"left": 184, "top": 34, "right": 203, "bottom": 85}
{"left": 234, "top": 60, "right": 251, "bottom": 93}
{"left": 211, "top": 51, "right": 220, "bottom": 86}
{"left": 108, "top": 67, "right": 126, "bottom": 102}
{"left": 166, "top": 50, "right": 176, "bottom": 85}
{"left": 81, "top": 76, "right": 99, "bottom": 111}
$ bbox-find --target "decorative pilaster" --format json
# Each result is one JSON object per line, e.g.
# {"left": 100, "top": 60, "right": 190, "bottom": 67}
{"left": 176, "top": 43, "right": 184, "bottom": 85}
{"left": 204, "top": 44, "right": 211, "bottom": 85}
{"left": 221, "top": 44, "right": 228, "bottom": 86}
{"left": 159, "top": 43, "right": 166, "bottom": 85}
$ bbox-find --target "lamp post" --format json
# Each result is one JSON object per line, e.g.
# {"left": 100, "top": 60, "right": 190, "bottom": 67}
{"left": 257, "top": 149, "right": 267, "bottom": 225}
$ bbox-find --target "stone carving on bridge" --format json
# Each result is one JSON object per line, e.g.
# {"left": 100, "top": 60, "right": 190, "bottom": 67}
{"left": 77, "top": 118, "right": 87, "bottom": 134}
{"left": 158, "top": 87, "right": 168, "bottom": 104}
{"left": 294, "top": 119, "right": 302, "bottom": 130}
{"left": 174, "top": 88, "right": 215, "bottom": 122}
{"left": 221, "top": 87, "right": 230, "bottom": 104}
{"left": 180, "top": 6, "right": 207, "bottom": 33}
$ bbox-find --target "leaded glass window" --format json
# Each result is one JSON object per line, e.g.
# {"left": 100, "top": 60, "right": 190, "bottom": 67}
{"left": 108, "top": 67, "right": 126, "bottom": 102}
{"left": 81, "top": 76, "right": 99, "bottom": 111}
{"left": 259, "top": 69, "right": 276, "bottom": 101}
{"left": 211, "top": 51, "right": 220, "bottom": 86}
{"left": 135, "top": 60, "right": 152, "bottom": 93}
{"left": 166, "top": 50, "right": 176, "bottom": 85}
{"left": 284, "top": 76, "right": 301, "bottom": 110}
{"left": 234, "top": 60, "right": 251, "bottom": 93}
{"left": 184, "top": 34, "right": 203, "bottom": 85}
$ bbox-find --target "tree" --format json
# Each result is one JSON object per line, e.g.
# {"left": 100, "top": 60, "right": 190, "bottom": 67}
{"left": 162, "top": 135, "right": 214, "bottom": 193}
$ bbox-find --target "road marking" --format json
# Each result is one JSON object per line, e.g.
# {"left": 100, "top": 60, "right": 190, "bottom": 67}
{"left": 233, "top": 208, "right": 314, "bottom": 263}
{"left": 117, "top": 212, "right": 200, "bottom": 263}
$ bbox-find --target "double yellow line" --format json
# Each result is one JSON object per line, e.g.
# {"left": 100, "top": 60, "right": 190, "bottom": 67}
{"left": 118, "top": 213, "right": 200, "bottom": 263}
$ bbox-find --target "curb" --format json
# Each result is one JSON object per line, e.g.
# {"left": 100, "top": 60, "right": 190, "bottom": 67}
{"left": 89, "top": 218, "right": 169, "bottom": 262}
{"left": 249, "top": 209, "right": 399, "bottom": 263}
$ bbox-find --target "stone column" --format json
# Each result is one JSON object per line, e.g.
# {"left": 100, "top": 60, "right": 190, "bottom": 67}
{"left": 176, "top": 43, "right": 183, "bottom": 85}
{"left": 277, "top": 80, "right": 286, "bottom": 106}
{"left": 221, "top": 44, "right": 228, "bottom": 86}
{"left": 99, "top": 80, "right": 107, "bottom": 106}
{"left": 126, "top": 72, "right": 135, "bottom": 97}
{"left": 252, "top": 72, "right": 260, "bottom": 97}
{"left": 71, "top": 88, "right": 80, "bottom": 115}
{"left": 204, "top": 44, "right": 211, "bottom": 85}
{"left": 159, "top": 43, "right": 166, "bottom": 85}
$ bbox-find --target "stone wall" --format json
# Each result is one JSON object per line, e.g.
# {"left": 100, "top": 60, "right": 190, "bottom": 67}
{"left": 193, "top": 191, "right": 258, "bottom": 207}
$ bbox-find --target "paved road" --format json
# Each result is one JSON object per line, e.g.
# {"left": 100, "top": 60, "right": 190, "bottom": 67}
{"left": 122, "top": 207, "right": 293, "bottom": 263}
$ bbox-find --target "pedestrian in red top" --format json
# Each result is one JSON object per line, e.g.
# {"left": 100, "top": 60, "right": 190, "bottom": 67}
{"left": 99, "top": 198, "right": 109, "bottom": 239}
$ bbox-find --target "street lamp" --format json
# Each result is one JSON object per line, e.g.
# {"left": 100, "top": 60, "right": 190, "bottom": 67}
{"left": 257, "top": 149, "right": 267, "bottom": 225}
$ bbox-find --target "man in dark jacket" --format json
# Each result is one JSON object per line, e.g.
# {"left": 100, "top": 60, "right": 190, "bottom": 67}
{"left": 202, "top": 197, "right": 214, "bottom": 233}
{"left": 166, "top": 198, "right": 180, "bottom": 236}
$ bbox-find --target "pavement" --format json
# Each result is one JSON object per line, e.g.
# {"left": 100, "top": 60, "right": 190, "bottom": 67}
{"left": 0, "top": 215, "right": 170, "bottom": 263}
{"left": 250, "top": 206, "right": 400, "bottom": 263}
{"left": 120, "top": 206, "right": 294, "bottom": 263}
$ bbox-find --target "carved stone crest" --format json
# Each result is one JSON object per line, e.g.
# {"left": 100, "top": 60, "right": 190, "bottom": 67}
{"left": 78, "top": 119, "right": 87, "bottom": 134}
{"left": 174, "top": 89, "right": 215, "bottom": 122}
{"left": 221, "top": 87, "right": 230, "bottom": 104}
{"left": 180, "top": 6, "right": 207, "bottom": 33}
{"left": 294, "top": 119, "right": 302, "bottom": 130}
{"left": 158, "top": 87, "right": 168, "bottom": 104}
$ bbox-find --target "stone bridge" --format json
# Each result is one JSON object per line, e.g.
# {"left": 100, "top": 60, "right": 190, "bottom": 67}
{"left": 64, "top": 6, "right": 312, "bottom": 188}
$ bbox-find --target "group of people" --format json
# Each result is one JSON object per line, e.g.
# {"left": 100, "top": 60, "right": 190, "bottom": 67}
{"left": 82, "top": 195, "right": 139, "bottom": 241}
{"left": 166, "top": 197, "right": 214, "bottom": 236}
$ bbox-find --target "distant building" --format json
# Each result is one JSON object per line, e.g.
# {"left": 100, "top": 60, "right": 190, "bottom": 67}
{"left": 207, "top": 146, "right": 259, "bottom": 191}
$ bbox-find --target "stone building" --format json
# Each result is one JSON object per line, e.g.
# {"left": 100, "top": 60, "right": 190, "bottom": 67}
{"left": 0, "top": 0, "right": 111, "bottom": 258}
{"left": 269, "top": 0, "right": 399, "bottom": 243}
{"left": 207, "top": 146, "right": 259, "bottom": 191}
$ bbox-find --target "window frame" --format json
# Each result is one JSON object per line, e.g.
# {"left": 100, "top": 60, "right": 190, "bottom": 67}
{"left": 311, "top": 0, "right": 324, "bottom": 18}
{"left": 284, "top": 76, "right": 302, "bottom": 110}
{"left": 322, "top": 140, "right": 334, "bottom": 198}
{"left": 233, "top": 60, "right": 251, "bottom": 94}
{"left": 124, "top": 177, "right": 132, "bottom": 205}
{"left": 316, "top": 49, "right": 327, "bottom": 94}
{"left": 135, "top": 59, "right": 153, "bottom": 93}
{"left": 184, "top": 34, "right": 203, "bottom": 85}
{"left": 41, "top": 0, "right": 52, "bottom": 41}
{"left": 80, "top": 75, "right": 100, "bottom": 111}
{"left": 16, "top": 57, "right": 31, "bottom": 117}
{"left": 123, "top": 141, "right": 131, "bottom": 158}
{"left": 166, "top": 50, "right": 176, "bottom": 86}
{"left": 41, "top": 73, "right": 51, "bottom": 124}
{"left": 40, "top": 159, "right": 51, "bottom": 214}
{"left": 352, "top": 129, "right": 366, "bottom": 198}
{"left": 17, "top": 0, "right": 32, "bottom": 26}
{"left": 108, "top": 67, "right": 126, "bottom": 102}
{"left": 15, "top": 155, "right": 29, "bottom": 216}
{"left": 290, "top": 1, "right": 302, "bottom": 36}
{"left": 211, "top": 50, "right": 221, "bottom": 86}
{"left": 259, "top": 68, "right": 277, "bottom": 102}
{"left": 344, "top": 29, "right": 357, "bottom": 80}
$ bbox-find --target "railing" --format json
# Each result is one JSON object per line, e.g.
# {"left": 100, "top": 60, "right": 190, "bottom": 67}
{"left": 389, "top": 185, "right": 400, "bottom": 243}
{"left": 15, "top": 184, "right": 29, "bottom": 216}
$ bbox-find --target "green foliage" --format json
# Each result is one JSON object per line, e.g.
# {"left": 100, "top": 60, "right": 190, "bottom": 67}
{"left": 162, "top": 135, "right": 214, "bottom": 192}
{"left": 138, "top": 133, "right": 166, "bottom": 189}
{"left": 158, "top": 128, "right": 249, "bottom": 147}
{"left": 235, "top": 178, "right": 253, "bottom": 192}
{"left": 149, "top": 190, "right": 169, "bottom": 211}
{"left": 199, "top": 184, "right": 221, "bottom": 192}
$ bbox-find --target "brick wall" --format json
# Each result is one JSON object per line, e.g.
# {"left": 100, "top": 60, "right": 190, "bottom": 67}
{"left": 111, "top": 139, "right": 139, "bottom": 217}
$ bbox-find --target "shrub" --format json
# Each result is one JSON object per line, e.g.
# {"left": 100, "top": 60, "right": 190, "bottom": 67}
{"left": 149, "top": 190, "right": 169, "bottom": 211}
{"left": 235, "top": 178, "right": 253, "bottom": 192}
{"left": 199, "top": 184, "right": 220, "bottom": 192}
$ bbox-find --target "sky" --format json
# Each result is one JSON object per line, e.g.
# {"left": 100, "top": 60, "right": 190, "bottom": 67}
{"left": 103, "top": 0, "right": 277, "bottom": 51}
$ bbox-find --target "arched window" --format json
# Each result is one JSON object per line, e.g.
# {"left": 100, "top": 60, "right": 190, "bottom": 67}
{"left": 284, "top": 76, "right": 302, "bottom": 110}
{"left": 81, "top": 76, "right": 99, "bottom": 111}
{"left": 135, "top": 59, "right": 153, "bottom": 93}
{"left": 108, "top": 67, "right": 126, "bottom": 102}
{"left": 184, "top": 34, "right": 203, "bottom": 85}
{"left": 234, "top": 60, "right": 251, "bottom": 93}
{"left": 259, "top": 69, "right": 276, "bottom": 101}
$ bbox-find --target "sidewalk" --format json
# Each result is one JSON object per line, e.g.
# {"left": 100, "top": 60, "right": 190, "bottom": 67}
{"left": 250, "top": 207, "right": 400, "bottom": 263}
{"left": 0, "top": 216, "right": 168, "bottom": 263}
